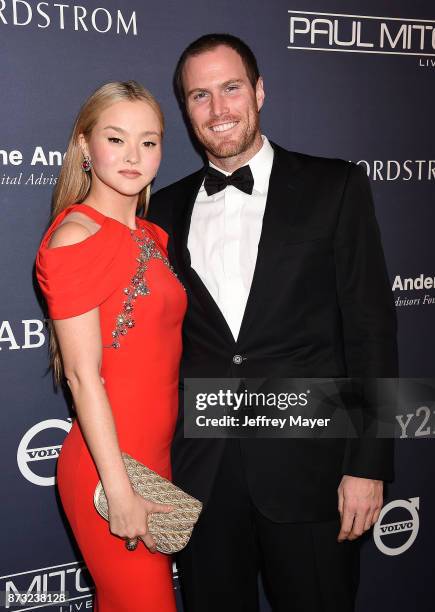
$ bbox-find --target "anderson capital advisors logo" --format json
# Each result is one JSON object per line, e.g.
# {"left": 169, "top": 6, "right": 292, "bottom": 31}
{"left": 17, "top": 418, "right": 72, "bottom": 486}
{"left": 373, "top": 497, "right": 420, "bottom": 556}
{"left": 392, "top": 274, "right": 435, "bottom": 308}
{"left": 1, "top": 146, "right": 65, "bottom": 188}
{"left": 288, "top": 11, "right": 435, "bottom": 67}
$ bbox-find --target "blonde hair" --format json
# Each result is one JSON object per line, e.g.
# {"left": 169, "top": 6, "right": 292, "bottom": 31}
{"left": 50, "top": 80, "right": 164, "bottom": 383}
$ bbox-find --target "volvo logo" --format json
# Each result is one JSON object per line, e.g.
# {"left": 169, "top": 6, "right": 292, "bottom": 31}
{"left": 373, "top": 497, "right": 420, "bottom": 555}
{"left": 17, "top": 419, "right": 72, "bottom": 486}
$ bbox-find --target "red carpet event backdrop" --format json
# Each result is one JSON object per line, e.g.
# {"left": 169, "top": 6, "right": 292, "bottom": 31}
{"left": 0, "top": 1, "right": 433, "bottom": 610}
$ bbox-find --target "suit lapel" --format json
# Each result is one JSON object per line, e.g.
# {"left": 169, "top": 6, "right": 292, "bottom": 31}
{"left": 172, "top": 169, "right": 203, "bottom": 272}
{"left": 237, "top": 144, "right": 304, "bottom": 343}
{"left": 172, "top": 168, "right": 236, "bottom": 345}
{"left": 172, "top": 144, "right": 305, "bottom": 347}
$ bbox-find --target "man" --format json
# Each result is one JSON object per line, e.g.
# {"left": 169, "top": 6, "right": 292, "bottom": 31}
{"left": 148, "top": 34, "right": 397, "bottom": 612}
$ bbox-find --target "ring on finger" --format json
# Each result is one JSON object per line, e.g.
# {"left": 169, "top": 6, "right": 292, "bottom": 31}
{"left": 125, "top": 537, "right": 138, "bottom": 551}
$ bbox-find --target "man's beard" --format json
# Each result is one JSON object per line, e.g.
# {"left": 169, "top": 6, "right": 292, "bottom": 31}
{"left": 195, "top": 114, "right": 259, "bottom": 159}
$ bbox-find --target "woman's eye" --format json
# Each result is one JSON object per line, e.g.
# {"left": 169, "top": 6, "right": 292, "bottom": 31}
{"left": 143, "top": 141, "right": 156, "bottom": 148}
{"left": 108, "top": 137, "right": 123, "bottom": 144}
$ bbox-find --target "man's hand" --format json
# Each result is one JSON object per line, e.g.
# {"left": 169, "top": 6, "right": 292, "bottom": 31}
{"left": 337, "top": 475, "right": 383, "bottom": 542}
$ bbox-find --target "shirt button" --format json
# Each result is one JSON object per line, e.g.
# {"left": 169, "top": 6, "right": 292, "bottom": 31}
{"left": 233, "top": 354, "right": 243, "bottom": 365}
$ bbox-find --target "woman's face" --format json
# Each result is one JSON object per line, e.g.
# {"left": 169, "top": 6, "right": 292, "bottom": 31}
{"left": 80, "top": 99, "right": 162, "bottom": 200}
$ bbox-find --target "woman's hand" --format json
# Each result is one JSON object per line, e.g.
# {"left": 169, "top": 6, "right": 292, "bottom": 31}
{"left": 108, "top": 490, "right": 174, "bottom": 552}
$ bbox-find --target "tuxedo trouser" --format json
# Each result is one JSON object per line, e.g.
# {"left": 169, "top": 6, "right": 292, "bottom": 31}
{"left": 176, "top": 438, "right": 360, "bottom": 612}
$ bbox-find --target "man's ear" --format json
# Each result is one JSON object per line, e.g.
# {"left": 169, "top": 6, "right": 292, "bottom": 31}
{"left": 256, "top": 76, "right": 265, "bottom": 112}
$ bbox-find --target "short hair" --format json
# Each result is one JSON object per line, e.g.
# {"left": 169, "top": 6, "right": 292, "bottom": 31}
{"left": 174, "top": 33, "right": 260, "bottom": 104}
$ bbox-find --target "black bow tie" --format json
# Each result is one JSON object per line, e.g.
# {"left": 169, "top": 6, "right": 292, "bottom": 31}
{"left": 203, "top": 165, "right": 254, "bottom": 196}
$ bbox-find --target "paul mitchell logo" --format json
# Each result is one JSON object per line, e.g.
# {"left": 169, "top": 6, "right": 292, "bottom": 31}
{"left": 288, "top": 11, "right": 435, "bottom": 60}
{"left": 0, "top": 561, "right": 93, "bottom": 610}
{"left": 373, "top": 497, "right": 420, "bottom": 556}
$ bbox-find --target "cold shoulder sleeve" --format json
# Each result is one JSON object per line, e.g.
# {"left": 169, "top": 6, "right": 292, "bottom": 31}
{"left": 36, "top": 209, "right": 130, "bottom": 320}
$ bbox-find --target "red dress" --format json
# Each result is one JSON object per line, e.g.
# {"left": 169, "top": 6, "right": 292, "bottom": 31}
{"left": 36, "top": 203, "right": 187, "bottom": 612}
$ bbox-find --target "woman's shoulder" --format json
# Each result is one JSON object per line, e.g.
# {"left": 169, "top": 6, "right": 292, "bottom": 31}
{"left": 39, "top": 204, "right": 111, "bottom": 252}
{"left": 36, "top": 205, "right": 128, "bottom": 320}
{"left": 47, "top": 211, "right": 99, "bottom": 248}
{"left": 139, "top": 218, "right": 169, "bottom": 250}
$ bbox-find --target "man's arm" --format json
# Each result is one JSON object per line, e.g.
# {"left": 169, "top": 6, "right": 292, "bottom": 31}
{"left": 333, "top": 162, "right": 398, "bottom": 540}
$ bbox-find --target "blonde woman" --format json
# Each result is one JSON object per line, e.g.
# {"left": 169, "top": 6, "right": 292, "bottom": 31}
{"left": 36, "top": 81, "right": 186, "bottom": 611}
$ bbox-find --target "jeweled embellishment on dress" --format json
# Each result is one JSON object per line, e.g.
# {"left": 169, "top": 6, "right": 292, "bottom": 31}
{"left": 106, "top": 227, "right": 182, "bottom": 349}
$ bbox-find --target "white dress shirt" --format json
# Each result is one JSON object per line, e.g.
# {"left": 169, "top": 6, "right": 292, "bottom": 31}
{"left": 187, "top": 135, "right": 274, "bottom": 340}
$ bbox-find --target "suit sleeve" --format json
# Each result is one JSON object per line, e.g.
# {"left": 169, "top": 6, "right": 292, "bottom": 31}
{"left": 334, "top": 162, "right": 398, "bottom": 481}
{"left": 147, "top": 189, "right": 173, "bottom": 235}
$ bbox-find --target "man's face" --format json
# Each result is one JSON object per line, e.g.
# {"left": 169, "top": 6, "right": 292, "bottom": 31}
{"left": 182, "top": 45, "right": 264, "bottom": 161}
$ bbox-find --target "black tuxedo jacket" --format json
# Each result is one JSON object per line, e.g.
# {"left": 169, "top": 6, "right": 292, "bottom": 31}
{"left": 147, "top": 143, "right": 398, "bottom": 522}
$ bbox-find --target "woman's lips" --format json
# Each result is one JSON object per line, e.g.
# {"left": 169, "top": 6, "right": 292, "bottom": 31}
{"left": 119, "top": 170, "right": 141, "bottom": 178}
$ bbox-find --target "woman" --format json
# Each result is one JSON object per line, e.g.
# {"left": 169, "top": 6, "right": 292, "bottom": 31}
{"left": 36, "top": 81, "right": 186, "bottom": 611}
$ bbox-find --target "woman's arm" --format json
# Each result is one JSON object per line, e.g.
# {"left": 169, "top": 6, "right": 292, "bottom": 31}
{"left": 49, "top": 221, "right": 172, "bottom": 550}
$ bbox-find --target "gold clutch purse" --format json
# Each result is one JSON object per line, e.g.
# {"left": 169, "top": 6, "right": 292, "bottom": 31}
{"left": 93, "top": 452, "right": 203, "bottom": 554}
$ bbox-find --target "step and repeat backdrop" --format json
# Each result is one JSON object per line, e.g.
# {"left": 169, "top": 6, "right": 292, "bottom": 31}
{"left": 0, "top": 1, "right": 434, "bottom": 610}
